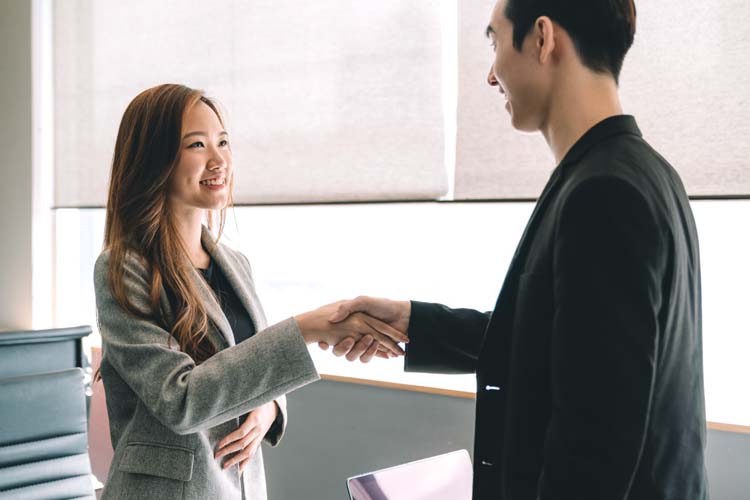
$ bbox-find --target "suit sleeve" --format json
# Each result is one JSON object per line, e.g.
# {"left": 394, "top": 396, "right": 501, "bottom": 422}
{"left": 405, "top": 301, "right": 491, "bottom": 374}
{"left": 540, "top": 177, "right": 666, "bottom": 499}
{"left": 94, "top": 252, "right": 319, "bottom": 436}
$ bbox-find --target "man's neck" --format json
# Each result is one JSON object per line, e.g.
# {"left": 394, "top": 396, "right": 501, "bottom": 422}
{"left": 540, "top": 70, "right": 623, "bottom": 165}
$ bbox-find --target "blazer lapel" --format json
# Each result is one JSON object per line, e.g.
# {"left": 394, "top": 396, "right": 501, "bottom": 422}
{"left": 201, "top": 227, "right": 261, "bottom": 336}
{"left": 191, "top": 265, "right": 235, "bottom": 349}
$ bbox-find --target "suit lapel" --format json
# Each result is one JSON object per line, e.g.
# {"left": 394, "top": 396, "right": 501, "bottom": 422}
{"left": 478, "top": 165, "right": 566, "bottom": 368}
{"left": 500, "top": 165, "right": 564, "bottom": 294}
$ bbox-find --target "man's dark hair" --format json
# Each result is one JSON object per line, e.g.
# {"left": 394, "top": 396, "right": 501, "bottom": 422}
{"left": 504, "top": 0, "right": 637, "bottom": 83}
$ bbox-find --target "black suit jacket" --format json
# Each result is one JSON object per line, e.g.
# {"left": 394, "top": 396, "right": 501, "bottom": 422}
{"left": 405, "top": 116, "right": 708, "bottom": 499}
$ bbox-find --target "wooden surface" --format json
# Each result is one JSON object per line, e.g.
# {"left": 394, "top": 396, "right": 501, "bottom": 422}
{"left": 320, "top": 373, "right": 750, "bottom": 434}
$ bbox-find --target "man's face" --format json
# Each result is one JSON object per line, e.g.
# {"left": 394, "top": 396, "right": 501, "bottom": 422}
{"left": 486, "top": 0, "right": 550, "bottom": 132}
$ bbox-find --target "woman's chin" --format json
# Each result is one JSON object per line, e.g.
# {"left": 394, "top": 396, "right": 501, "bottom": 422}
{"left": 199, "top": 196, "right": 230, "bottom": 212}
{"left": 207, "top": 202, "right": 228, "bottom": 211}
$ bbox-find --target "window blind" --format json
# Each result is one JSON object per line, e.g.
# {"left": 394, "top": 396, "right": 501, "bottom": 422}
{"left": 454, "top": 0, "right": 750, "bottom": 200}
{"left": 53, "top": 0, "right": 448, "bottom": 207}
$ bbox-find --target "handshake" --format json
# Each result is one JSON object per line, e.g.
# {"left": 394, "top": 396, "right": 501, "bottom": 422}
{"left": 216, "top": 297, "right": 411, "bottom": 473}
{"left": 294, "top": 297, "right": 411, "bottom": 363}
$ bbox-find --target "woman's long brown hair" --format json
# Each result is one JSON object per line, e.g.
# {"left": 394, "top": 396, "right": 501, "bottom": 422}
{"left": 100, "top": 84, "right": 231, "bottom": 377}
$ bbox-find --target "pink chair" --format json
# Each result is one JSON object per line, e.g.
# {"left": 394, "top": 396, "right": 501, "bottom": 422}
{"left": 88, "top": 347, "right": 113, "bottom": 497}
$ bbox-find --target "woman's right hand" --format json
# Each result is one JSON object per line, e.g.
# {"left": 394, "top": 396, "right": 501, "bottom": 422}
{"left": 294, "top": 302, "right": 408, "bottom": 357}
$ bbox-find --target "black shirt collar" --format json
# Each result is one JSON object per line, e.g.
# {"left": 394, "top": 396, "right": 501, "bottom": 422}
{"left": 198, "top": 258, "right": 214, "bottom": 281}
{"left": 558, "top": 114, "right": 642, "bottom": 169}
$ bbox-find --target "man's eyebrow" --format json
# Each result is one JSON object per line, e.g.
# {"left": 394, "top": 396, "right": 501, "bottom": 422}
{"left": 485, "top": 25, "right": 495, "bottom": 38}
{"left": 182, "top": 130, "right": 228, "bottom": 140}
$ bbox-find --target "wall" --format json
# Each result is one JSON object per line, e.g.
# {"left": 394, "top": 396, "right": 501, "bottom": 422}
{"left": 263, "top": 379, "right": 750, "bottom": 500}
{"left": 0, "top": 1, "right": 33, "bottom": 330}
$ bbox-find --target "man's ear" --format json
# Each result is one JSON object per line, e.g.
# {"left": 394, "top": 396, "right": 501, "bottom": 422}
{"left": 534, "top": 16, "right": 556, "bottom": 65}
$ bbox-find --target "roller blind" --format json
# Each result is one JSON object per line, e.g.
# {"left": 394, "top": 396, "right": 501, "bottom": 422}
{"left": 54, "top": 0, "right": 448, "bottom": 207}
{"left": 454, "top": 0, "right": 750, "bottom": 200}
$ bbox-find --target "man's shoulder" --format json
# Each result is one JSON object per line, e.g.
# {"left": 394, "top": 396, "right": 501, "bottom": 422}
{"left": 579, "top": 133, "right": 664, "bottom": 176}
{"left": 566, "top": 133, "right": 683, "bottom": 206}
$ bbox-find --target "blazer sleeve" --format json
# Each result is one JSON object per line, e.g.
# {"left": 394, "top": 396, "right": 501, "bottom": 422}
{"left": 94, "top": 251, "right": 319, "bottom": 436}
{"left": 540, "top": 177, "right": 666, "bottom": 499}
{"left": 231, "top": 250, "right": 291, "bottom": 447}
{"left": 404, "top": 301, "right": 490, "bottom": 374}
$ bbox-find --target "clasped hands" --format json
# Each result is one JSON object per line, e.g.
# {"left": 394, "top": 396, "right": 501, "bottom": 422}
{"left": 296, "top": 296, "right": 411, "bottom": 363}
{"left": 216, "top": 297, "right": 408, "bottom": 474}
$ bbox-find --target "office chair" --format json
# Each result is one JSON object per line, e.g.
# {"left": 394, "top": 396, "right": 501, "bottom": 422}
{"left": 0, "top": 325, "right": 93, "bottom": 411}
{"left": 0, "top": 368, "right": 95, "bottom": 499}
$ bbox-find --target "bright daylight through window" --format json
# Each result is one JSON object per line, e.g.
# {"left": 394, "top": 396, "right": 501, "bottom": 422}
{"left": 57, "top": 200, "right": 750, "bottom": 427}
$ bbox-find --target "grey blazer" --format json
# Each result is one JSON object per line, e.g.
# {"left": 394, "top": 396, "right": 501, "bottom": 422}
{"left": 93, "top": 227, "right": 319, "bottom": 500}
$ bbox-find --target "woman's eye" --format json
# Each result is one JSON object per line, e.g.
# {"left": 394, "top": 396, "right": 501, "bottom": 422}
{"left": 219, "top": 139, "right": 229, "bottom": 147}
{"left": 188, "top": 141, "right": 205, "bottom": 149}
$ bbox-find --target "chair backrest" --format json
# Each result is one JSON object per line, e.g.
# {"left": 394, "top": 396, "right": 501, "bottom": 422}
{"left": 0, "top": 326, "right": 92, "bottom": 379}
{"left": 0, "top": 325, "right": 93, "bottom": 418}
{"left": 0, "top": 368, "right": 95, "bottom": 499}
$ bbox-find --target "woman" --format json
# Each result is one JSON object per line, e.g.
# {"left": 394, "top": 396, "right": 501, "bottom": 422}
{"left": 94, "top": 84, "right": 407, "bottom": 500}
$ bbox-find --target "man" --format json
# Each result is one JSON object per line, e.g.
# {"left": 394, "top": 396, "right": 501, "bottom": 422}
{"left": 323, "top": 0, "right": 708, "bottom": 498}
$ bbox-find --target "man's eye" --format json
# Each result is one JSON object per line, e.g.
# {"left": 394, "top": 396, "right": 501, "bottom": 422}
{"left": 219, "top": 139, "right": 229, "bottom": 147}
{"left": 188, "top": 141, "right": 205, "bottom": 148}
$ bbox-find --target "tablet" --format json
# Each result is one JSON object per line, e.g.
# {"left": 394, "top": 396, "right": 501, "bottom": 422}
{"left": 346, "top": 449, "right": 472, "bottom": 500}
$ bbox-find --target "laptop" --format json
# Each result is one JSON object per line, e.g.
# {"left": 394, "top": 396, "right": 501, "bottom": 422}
{"left": 346, "top": 449, "right": 472, "bottom": 500}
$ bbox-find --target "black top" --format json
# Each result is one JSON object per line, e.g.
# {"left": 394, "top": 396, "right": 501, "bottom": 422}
{"left": 406, "top": 115, "right": 707, "bottom": 499}
{"left": 200, "top": 260, "right": 279, "bottom": 429}
{"left": 199, "top": 259, "right": 256, "bottom": 345}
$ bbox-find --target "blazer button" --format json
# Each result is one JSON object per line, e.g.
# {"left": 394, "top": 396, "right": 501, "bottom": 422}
{"left": 484, "top": 385, "right": 501, "bottom": 391}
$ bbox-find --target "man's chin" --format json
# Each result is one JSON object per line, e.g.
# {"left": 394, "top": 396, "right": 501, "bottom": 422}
{"left": 507, "top": 103, "right": 523, "bottom": 130}
{"left": 505, "top": 101, "right": 519, "bottom": 127}
{"left": 508, "top": 108, "right": 539, "bottom": 134}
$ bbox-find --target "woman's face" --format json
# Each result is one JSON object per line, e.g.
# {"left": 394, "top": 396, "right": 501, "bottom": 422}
{"left": 168, "top": 100, "right": 233, "bottom": 217}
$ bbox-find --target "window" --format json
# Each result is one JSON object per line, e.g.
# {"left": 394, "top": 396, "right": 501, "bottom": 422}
{"left": 56, "top": 200, "right": 750, "bottom": 425}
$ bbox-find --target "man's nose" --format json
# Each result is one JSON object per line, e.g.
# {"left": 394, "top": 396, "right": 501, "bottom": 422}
{"left": 487, "top": 67, "right": 499, "bottom": 87}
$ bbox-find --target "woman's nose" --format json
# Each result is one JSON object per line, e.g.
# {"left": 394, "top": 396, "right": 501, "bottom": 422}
{"left": 207, "top": 156, "right": 226, "bottom": 171}
{"left": 207, "top": 148, "right": 227, "bottom": 170}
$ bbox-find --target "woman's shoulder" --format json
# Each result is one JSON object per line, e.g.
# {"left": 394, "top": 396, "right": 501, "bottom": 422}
{"left": 202, "top": 227, "right": 251, "bottom": 268}
{"left": 205, "top": 237, "right": 256, "bottom": 284}
{"left": 216, "top": 241, "right": 252, "bottom": 271}
{"left": 94, "top": 247, "right": 150, "bottom": 286}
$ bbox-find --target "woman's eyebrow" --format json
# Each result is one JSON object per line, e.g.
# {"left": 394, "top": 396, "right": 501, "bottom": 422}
{"left": 182, "top": 130, "right": 228, "bottom": 140}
